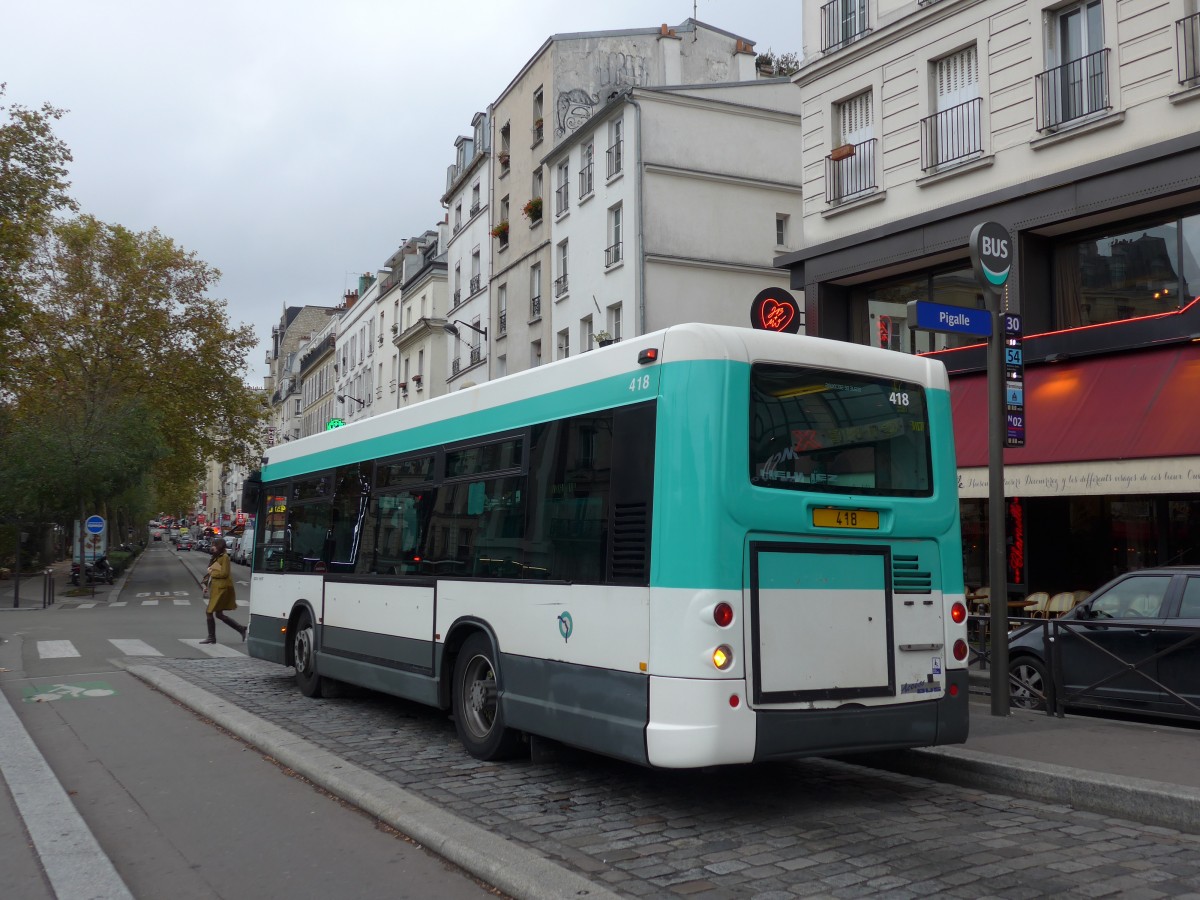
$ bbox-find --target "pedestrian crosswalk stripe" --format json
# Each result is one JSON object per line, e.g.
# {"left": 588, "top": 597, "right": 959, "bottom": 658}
{"left": 141, "top": 600, "right": 158, "bottom": 606}
{"left": 178, "top": 639, "right": 244, "bottom": 658}
{"left": 38, "top": 640, "right": 80, "bottom": 659}
{"left": 77, "top": 602, "right": 96, "bottom": 609}
{"left": 172, "top": 598, "right": 189, "bottom": 606}
{"left": 107, "top": 639, "right": 162, "bottom": 657}
{"left": 236, "top": 599, "right": 248, "bottom": 607}
{"left": 110, "top": 602, "right": 126, "bottom": 607}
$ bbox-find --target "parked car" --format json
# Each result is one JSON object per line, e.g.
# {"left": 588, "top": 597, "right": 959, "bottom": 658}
{"left": 1008, "top": 566, "right": 1200, "bottom": 718}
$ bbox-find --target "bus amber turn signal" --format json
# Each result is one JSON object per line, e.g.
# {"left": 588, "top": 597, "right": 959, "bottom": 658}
{"left": 712, "top": 645, "right": 733, "bottom": 670}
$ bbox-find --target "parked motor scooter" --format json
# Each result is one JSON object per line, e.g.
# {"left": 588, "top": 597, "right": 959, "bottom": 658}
{"left": 90, "top": 555, "right": 115, "bottom": 585}
{"left": 69, "top": 561, "right": 81, "bottom": 586}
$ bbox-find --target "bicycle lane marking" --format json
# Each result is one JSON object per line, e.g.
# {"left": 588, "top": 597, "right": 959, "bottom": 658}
{"left": 0, "top": 684, "right": 133, "bottom": 899}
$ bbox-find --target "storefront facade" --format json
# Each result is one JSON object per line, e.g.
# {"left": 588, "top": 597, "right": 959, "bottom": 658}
{"left": 784, "top": 0, "right": 1200, "bottom": 598}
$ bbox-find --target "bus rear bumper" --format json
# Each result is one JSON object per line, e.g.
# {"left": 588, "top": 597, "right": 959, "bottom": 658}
{"left": 753, "top": 668, "right": 971, "bottom": 762}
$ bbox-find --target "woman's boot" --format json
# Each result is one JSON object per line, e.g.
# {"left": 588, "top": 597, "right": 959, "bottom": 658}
{"left": 217, "top": 611, "right": 247, "bottom": 642}
{"left": 200, "top": 614, "right": 217, "bottom": 644}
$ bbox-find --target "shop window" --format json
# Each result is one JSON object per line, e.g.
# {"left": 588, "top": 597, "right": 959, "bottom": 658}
{"left": 1054, "top": 213, "right": 1197, "bottom": 329}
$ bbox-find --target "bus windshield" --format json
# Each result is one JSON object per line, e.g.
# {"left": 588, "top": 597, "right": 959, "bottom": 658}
{"left": 749, "top": 364, "right": 933, "bottom": 497}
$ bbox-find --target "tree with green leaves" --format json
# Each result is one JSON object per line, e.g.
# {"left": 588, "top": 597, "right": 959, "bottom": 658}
{"left": 5, "top": 214, "right": 266, "bottom": 541}
{"left": 0, "top": 84, "right": 76, "bottom": 390}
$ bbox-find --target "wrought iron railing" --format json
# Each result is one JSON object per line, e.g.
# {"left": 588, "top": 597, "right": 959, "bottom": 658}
{"left": 579, "top": 163, "right": 594, "bottom": 197}
{"left": 920, "top": 98, "right": 983, "bottom": 170}
{"left": 1179, "top": 13, "right": 1200, "bottom": 85}
{"left": 606, "top": 140, "right": 623, "bottom": 178}
{"left": 554, "top": 273, "right": 568, "bottom": 298}
{"left": 451, "top": 358, "right": 461, "bottom": 375}
{"left": 1035, "top": 48, "right": 1111, "bottom": 131}
{"left": 555, "top": 183, "right": 569, "bottom": 216}
{"left": 498, "top": 311, "right": 507, "bottom": 334}
{"left": 453, "top": 288, "right": 461, "bottom": 305}
{"left": 605, "top": 242, "right": 623, "bottom": 267}
{"left": 530, "top": 295, "right": 541, "bottom": 318}
{"left": 470, "top": 346, "right": 481, "bottom": 365}
{"left": 469, "top": 274, "right": 481, "bottom": 294}
{"left": 469, "top": 200, "right": 480, "bottom": 215}
{"left": 820, "top": 0, "right": 868, "bottom": 53}
{"left": 824, "top": 138, "right": 877, "bottom": 203}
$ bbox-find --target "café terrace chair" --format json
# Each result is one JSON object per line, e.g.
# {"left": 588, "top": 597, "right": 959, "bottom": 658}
{"left": 1020, "top": 591, "right": 1051, "bottom": 618}
{"left": 1045, "top": 591, "right": 1078, "bottom": 618}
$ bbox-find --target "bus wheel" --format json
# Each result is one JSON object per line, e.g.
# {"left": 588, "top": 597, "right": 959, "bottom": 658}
{"left": 452, "top": 633, "right": 523, "bottom": 761}
{"left": 294, "top": 611, "right": 323, "bottom": 698}
{"left": 1008, "top": 656, "right": 1047, "bottom": 711}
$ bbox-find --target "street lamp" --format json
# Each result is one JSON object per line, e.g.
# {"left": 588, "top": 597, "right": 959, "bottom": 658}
{"left": 337, "top": 393, "right": 366, "bottom": 408}
{"left": 442, "top": 319, "right": 488, "bottom": 341}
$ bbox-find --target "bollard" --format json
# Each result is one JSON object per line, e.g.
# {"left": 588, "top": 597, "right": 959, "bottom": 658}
{"left": 44, "top": 568, "right": 54, "bottom": 608}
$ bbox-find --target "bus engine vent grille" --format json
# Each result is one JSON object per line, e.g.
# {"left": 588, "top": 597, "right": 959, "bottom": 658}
{"left": 611, "top": 502, "right": 649, "bottom": 581}
{"left": 892, "top": 554, "right": 932, "bottom": 594}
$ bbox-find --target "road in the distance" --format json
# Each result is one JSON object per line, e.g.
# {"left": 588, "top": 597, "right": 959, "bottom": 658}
{"left": 0, "top": 545, "right": 498, "bottom": 899}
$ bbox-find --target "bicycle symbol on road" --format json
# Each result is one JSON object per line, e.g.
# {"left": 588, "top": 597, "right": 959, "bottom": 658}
{"left": 24, "top": 681, "right": 117, "bottom": 702}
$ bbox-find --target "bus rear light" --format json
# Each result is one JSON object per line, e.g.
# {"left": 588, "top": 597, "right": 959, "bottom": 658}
{"left": 713, "top": 602, "right": 734, "bottom": 627}
{"left": 950, "top": 602, "right": 967, "bottom": 624}
{"left": 729, "top": 694, "right": 740, "bottom": 708}
{"left": 948, "top": 683, "right": 959, "bottom": 697}
{"left": 952, "top": 638, "right": 968, "bottom": 661}
{"left": 712, "top": 644, "right": 733, "bottom": 670}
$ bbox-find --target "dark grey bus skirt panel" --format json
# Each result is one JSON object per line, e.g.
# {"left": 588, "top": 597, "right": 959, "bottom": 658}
{"left": 501, "top": 655, "right": 652, "bottom": 767}
{"left": 754, "top": 668, "right": 971, "bottom": 761}
{"left": 247, "top": 616, "right": 286, "bottom": 665}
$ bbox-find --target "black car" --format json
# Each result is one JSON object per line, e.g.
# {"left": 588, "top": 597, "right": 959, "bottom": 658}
{"left": 1008, "top": 566, "right": 1200, "bottom": 718}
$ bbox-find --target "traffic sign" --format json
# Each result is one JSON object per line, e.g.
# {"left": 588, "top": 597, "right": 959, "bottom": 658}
{"left": 85, "top": 515, "right": 105, "bottom": 535}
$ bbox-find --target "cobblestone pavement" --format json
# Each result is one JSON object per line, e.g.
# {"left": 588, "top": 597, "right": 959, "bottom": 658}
{"left": 150, "top": 657, "right": 1200, "bottom": 899}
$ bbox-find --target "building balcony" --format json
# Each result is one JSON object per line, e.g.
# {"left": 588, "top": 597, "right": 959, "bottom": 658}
{"left": 530, "top": 295, "right": 541, "bottom": 319}
{"left": 820, "top": 0, "right": 868, "bottom": 53}
{"left": 470, "top": 346, "right": 481, "bottom": 365}
{"left": 469, "top": 274, "right": 481, "bottom": 294}
{"left": 606, "top": 141, "right": 623, "bottom": 179}
{"left": 1035, "top": 48, "right": 1111, "bottom": 132}
{"left": 554, "top": 274, "right": 568, "bottom": 298}
{"left": 1178, "top": 13, "right": 1200, "bottom": 85}
{"left": 498, "top": 310, "right": 507, "bottom": 335}
{"left": 605, "top": 242, "right": 623, "bottom": 268}
{"left": 452, "top": 358, "right": 461, "bottom": 375}
{"left": 920, "top": 98, "right": 982, "bottom": 171}
{"left": 825, "top": 138, "right": 877, "bottom": 204}
{"left": 555, "top": 183, "right": 569, "bottom": 217}
{"left": 579, "top": 164, "right": 594, "bottom": 198}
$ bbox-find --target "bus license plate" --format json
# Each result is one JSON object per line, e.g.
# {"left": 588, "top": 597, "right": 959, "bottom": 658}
{"left": 813, "top": 508, "right": 879, "bottom": 530}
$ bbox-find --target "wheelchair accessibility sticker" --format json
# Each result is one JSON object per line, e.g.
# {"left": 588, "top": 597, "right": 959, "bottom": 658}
{"left": 24, "top": 681, "right": 116, "bottom": 702}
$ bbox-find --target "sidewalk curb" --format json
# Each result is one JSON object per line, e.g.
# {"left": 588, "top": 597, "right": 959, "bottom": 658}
{"left": 124, "top": 663, "right": 622, "bottom": 900}
{"left": 843, "top": 745, "right": 1200, "bottom": 832}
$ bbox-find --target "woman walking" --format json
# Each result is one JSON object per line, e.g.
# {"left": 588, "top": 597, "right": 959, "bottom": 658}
{"left": 201, "top": 538, "right": 246, "bottom": 643}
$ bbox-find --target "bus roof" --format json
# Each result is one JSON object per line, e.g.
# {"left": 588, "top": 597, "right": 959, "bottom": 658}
{"left": 262, "top": 323, "right": 948, "bottom": 479}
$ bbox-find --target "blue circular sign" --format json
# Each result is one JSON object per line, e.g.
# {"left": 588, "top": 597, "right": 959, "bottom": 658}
{"left": 85, "top": 515, "right": 105, "bottom": 535}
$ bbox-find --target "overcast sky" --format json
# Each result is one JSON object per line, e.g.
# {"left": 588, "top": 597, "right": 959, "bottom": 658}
{"left": 3, "top": 1, "right": 801, "bottom": 381}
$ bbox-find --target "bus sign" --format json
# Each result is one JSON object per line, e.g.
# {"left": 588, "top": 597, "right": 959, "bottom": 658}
{"left": 905, "top": 300, "right": 992, "bottom": 337}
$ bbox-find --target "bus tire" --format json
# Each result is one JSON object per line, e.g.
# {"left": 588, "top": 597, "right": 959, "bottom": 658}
{"left": 1008, "top": 655, "right": 1047, "bottom": 711}
{"left": 452, "top": 633, "right": 524, "bottom": 761}
{"left": 294, "top": 610, "right": 323, "bottom": 698}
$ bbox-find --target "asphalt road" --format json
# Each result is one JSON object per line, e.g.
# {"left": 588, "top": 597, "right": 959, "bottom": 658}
{"left": 0, "top": 545, "right": 499, "bottom": 899}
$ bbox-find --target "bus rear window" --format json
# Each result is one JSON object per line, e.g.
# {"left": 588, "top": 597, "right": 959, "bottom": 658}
{"left": 750, "top": 364, "right": 932, "bottom": 497}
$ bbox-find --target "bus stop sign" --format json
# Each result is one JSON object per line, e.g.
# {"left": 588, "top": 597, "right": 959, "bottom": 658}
{"left": 85, "top": 515, "right": 105, "bottom": 535}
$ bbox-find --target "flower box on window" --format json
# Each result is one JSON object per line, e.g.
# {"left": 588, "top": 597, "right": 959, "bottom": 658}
{"left": 522, "top": 197, "right": 542, "bottom": 221}
{"left": 490, "top": 220, "right": 509, "bottom": 239}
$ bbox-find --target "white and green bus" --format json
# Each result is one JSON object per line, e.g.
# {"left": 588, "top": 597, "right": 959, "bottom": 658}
{"left": 245, "top": 323, "right": 969, "bottom": 768}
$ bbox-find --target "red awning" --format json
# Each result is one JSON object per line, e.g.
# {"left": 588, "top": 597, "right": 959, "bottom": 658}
{"left": 950, "top": 343, "right": 1200, "bottom": 467}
